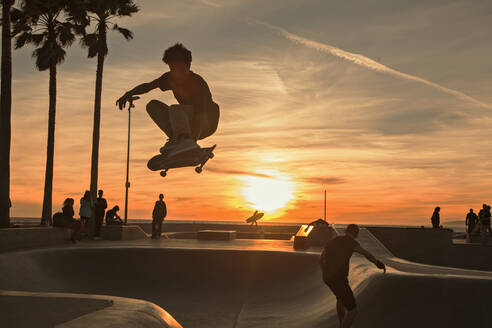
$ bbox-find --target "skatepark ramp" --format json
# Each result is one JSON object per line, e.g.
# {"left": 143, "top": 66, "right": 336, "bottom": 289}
{"left": 0, "top": 228, "right": 491, "bottom": 327}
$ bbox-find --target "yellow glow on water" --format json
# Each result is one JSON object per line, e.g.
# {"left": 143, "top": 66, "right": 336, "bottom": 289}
{"left": 240, "top": 170, "right": 296, "bottom": 215}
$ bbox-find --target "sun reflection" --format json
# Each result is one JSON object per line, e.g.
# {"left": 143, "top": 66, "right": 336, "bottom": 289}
{"left": 240, "top": 170, "right": 296, "bottom": 215}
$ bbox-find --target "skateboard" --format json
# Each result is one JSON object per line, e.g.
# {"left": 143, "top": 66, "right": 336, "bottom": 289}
{"left": 147, "top": 144, "right": 216, "bottom": 178}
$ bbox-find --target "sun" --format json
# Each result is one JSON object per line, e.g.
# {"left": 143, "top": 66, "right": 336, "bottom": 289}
{"left": 240, "top": 170, "right": 295, "bottom": 215}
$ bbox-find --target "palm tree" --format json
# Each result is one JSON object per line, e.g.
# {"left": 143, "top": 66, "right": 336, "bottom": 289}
{"left": 0, "top": 0, "right": 15, "bottom": 229}
{"left": 12, "top": 0, "right": 75, "bottom": 225}
{"left": 71, "top": 0, "right": 138, "bottom": 233}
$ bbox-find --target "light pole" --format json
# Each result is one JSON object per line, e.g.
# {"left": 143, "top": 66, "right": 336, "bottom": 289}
{"left": 324, "top": 190, "right": 326, "bottom": 221}
{"left": 124, "top": 96, "right": 139, "bottom": 224}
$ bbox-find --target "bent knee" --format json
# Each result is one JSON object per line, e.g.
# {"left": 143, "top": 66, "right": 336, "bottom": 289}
{"left": 347, "top": 307, "right": 358, "bottom": 317}
{"left": 146, "top": 99, "right": 165, "bottom": 113}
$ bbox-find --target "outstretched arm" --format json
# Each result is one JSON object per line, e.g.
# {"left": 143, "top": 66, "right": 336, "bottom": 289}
{"left": 116, "top": 78, "right": 161, "bottom": 110}
{"left": 354, "top": 245, "right": 386, "bottom": 273}
{"left": 127, "top": 80, "right": 160, "bottom": 96}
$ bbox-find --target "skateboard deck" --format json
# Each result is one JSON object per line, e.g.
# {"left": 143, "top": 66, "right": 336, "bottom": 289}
{"left": 147, "top": 145, "right": 216, "bottom": 177}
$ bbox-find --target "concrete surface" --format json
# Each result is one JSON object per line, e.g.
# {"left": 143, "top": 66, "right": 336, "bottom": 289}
{"left": 100, "top": 225, "right": 148, "bottom": 240}
{"left": 0, "top": 228, "right": 491, "bottom": 327}
{"left": 368, "top": 226, "right": 492, "bottom": 271}
{"left": 0, "top": 290, "right": 182, "bottom": 328}
{"left": 196, "top": 230, "right": 237, "bottom": 240}
{"left": 0, "top": 227, "right": 71, "bottom": 253}
{"left": 136, "top": 222, "right": 300, "bottom": 235}
{"left": 0, "top": 294, "right": 111, "bottom": 328}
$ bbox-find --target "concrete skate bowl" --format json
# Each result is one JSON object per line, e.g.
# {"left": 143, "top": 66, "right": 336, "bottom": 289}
{"left": 0, "top": 247, "right": 491, "bottom": 327}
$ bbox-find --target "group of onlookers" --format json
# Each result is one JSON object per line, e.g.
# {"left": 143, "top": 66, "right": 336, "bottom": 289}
{"left": 465, "top": 204, "right": 492, "bottom": 239}
{"left": 431, "top": 204, "right": 492, "bottom": 241}
{"left": 53, "top": 190, "right": 167, "bottom": 242}
{"left": 54, "top": 189, "right": 120, "bottom": 243}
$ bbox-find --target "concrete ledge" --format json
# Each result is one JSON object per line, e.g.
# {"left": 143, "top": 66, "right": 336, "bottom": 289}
{"left": 237, "top": 231, "right": 265, "bottom": 239}
{"left": 307, "top": 224, "right": 337, "bottom": 246}
{"left": 367, "top": 226, "right": 453, "bottom": 264}
{"left": 196, "top": 230, "right": 236, "bottom": 241}
{"left": 367, "top": 226, "right": 492, "bottom": 271}
{"left": 293, "top": 225, "right": 311, "bottom": 250}
{"left": 101, "top": 225, "right": 147, "bottom": 241}
{"left": 293, "top": 224, "right": 336, "bottom": 250}
{"left": 0, "top": 290, "right": 182, "bottom": 328}
{"left": 0, "top": 227, "right": 71, "bottom": 253}
{"left": 166, "top": 232, "right": 196, "bottom": 239}
{"left": 136, "top": 222, "right": 300, "bottom": 235}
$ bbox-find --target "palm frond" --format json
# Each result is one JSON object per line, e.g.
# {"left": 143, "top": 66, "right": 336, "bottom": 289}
{"left": 116, "top": 2, "right": 139, "bottom": 17}
{"left": 112, "top": 24, "right": 133, "bottom": 40}
{"left": 33, "top": 42, "right": 66, "bottom": 71}
{"left": 10, "top": 7, "right": 25, "bottom": 24}
{"left": 80, "top": 31, "right": 97, "bottom": 47}
{"left": 14, "top": 31, "right": 33, "bottom": 49}
{"left": 56, "top": 22, "right": 75, "bottom": 46}
{"left": 80, "top": 32, "right": 101, "bottom": 58}
{"left": 30, "top": 33, "right": 45, "bottom": 46}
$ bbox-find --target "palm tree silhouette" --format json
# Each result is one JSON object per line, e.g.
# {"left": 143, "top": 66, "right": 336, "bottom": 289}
{"left": 0, "top": 0, "right": 14, "bottom": 228}
{"left": 12, "top": 0, "right": 76, "bottom": 225}
{"left": 71, "top": 0, "right": 138, "bottom": 233}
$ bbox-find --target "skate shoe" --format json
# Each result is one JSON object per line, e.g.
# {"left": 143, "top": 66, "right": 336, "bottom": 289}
{"left": 160, "top": 139, "right": 179, "bottom": 156}
{"left": 167, "top": 138, "right": 199, "bottom": 158}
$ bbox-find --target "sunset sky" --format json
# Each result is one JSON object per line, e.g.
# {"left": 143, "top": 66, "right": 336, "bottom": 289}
{"left": 9, "top": 0, "right": 492, "bottom": 225}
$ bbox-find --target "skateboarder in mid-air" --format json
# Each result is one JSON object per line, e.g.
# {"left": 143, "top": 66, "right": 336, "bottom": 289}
{"left": 116, "top": 43, "right": 219, "bottom": 158}
{"left": 319, "top": 224, "right": 386, "bottom": 328}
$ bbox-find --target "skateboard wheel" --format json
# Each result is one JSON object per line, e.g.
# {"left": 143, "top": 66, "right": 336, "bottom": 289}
{"left": 160, "top": 171, "right": 167, "bottom": 177}
{"left": 195, "top": 167, "right": 203, "bottom": 174}
{"left": 209, "top": 153, "right": 214, "bottom": 159}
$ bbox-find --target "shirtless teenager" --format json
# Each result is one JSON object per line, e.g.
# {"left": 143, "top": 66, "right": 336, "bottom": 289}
{"left": 116, "top": 43, "right": 219, "bottom": 157}
{"left": 320, "top": 224, "right": 386, "bottom": 328}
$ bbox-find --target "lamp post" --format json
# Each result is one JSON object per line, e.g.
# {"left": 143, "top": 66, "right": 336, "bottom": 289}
{"left": 324, "top": 190, "right": 326, "bottom": 221}
{"left": 124, "top": 96, "right": 139, "bottom": 224}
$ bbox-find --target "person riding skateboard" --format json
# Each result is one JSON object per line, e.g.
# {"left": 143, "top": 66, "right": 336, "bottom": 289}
{"left": 319, "top": 224, "right": 386, "bottom": 328}
{"left": 116, "top": 43, "right": 219, "bottom": 158}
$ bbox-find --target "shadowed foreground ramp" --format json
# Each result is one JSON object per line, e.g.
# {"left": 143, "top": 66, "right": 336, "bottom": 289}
{"left": 0, "top": 230, "right": 491, "bottom": 327}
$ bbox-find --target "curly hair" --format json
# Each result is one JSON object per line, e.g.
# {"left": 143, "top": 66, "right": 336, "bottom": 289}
{"left": 345, "top": 224, "right": 360, "bottom": 237}
{"left": 162, "top": 43, "right": 192, "bottom": 66}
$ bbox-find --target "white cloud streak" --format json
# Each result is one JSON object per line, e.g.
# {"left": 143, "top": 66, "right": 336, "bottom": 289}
{"left": 257, "top": 20, "right": 492, "bottom": 110}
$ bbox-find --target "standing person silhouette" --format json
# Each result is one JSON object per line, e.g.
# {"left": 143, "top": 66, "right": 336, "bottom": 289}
{"left": 152, "top": 193, "right": 167, "bottom": 239}
{"left": 116, "top": 43, "right": 219, "bottom": 158}
{"left": 482, "top": 205, "right": 492, "bottom": 237}
{"left": 478, "top": 204, "right": 491, "bottom": 238}
{"left": 94, "top": 190, "right": 107, "bottom": 239}
{"left": 431, "top": 206, "right": 440, "bottom": 229}
{"left": 79, "top": 190, "right": 92, "bottom": 231}
{"left": 465, "top": 209, "right": 478, "bottom": 235}
{"left": 320, "top": 224, "right": 385, "bottom": 328}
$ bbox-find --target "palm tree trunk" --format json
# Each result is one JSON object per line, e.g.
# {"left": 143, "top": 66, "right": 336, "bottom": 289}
{"left": 0, "top": 0, "right": 14, "bottom": 228}
{"left": 40, "top": 63, "right": 57, "bottom": 225}
{"left": 88, "top": 41, "right": 106, "bottom": 237}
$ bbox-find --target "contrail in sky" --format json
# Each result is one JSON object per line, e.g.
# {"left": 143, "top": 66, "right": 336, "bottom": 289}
{"left": 257, "top": 21, "right": 492, "bottom": 110}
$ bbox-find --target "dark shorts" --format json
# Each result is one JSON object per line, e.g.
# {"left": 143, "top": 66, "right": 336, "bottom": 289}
{"left": 323, "top": 274, "right": 356, "bottom": 310}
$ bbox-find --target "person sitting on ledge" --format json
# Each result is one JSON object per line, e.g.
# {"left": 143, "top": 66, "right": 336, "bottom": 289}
{"left": 105, "top": 206, "right": 123, "bottom": 225}
{"left": 55, "top": 198, "right": 82, "bottom": 243}
{"left": 319, "top": 224, "right": 385, "bottom": 328}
